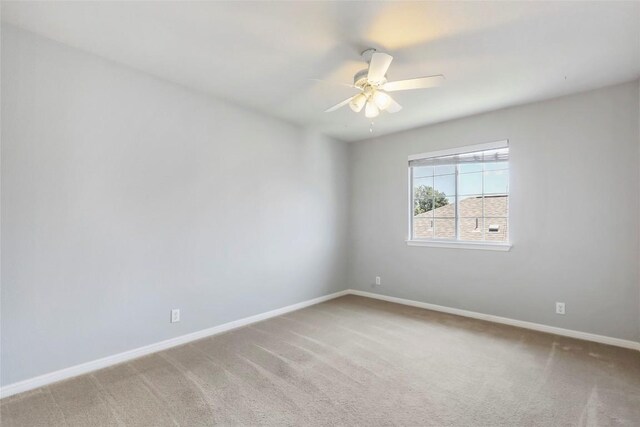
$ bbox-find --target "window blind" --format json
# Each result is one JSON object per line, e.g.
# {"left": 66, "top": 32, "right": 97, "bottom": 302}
{"left": 408, "top": 147, "right": 508, "bottom": 168}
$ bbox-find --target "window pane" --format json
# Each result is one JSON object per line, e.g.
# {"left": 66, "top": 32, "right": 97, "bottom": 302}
{"left": 434, "top": 164, "right": 455, "bottom": 175}
{"left": 414, "top": 197, "right": 432, "bottom": 216}
{"left": 413, "top": 166, "right": 434, "bottom": 178}
{"left": 484, "top": 161, "right": 508, "bottom": 171}
{"left": 413, "top": 183, "right": 437, "bottom": 216}
{"left": 459, "top": 217, "right": 484, "bottom": 241}
{"left": 434, "top": 174, "right": 455, "bottom": 196}
{"left": 433, "top": 196, "right": 455, "bottom": 218}
{"left": 413, "top": 175, "right": 433, "bottom": 188}
{"left": 458, "top": 172, "right": 482, "bottom": 195}
{"left": 483, "top": 195, "right": 508, "bottom": 218}
{"left": 434, "top": 218, "right": 455, "bottom": 239}
{"left": 459, "top": 162, "right": 483, "bottom": 173}
{"left": 458, "top": 194, "right": 483, "bottom": 218}
{"left": 415, "top": 199, "right": 434, "bottom": 217}
{"left": 412, "top": 216, "right": 434, "bottom": 240}
{"left": 484, "top": 218, "right": 508, "bottom": 242}
{"left": 484, "top": 170, "right": 508, "bottom": 194}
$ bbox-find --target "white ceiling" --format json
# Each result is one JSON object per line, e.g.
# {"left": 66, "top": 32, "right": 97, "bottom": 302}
{"left": 2, "top": 1, "right": 639, "bottom": 142}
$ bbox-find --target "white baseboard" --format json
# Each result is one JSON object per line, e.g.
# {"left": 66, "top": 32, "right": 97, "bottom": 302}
{"left": 0, "top": 290, "right": 349, "bottom": 399}
{"left": 348, "top": 289, "right": 640, "bottom": 352}
{"left": 3, "top": 288, "right": 638, "bottom": 399}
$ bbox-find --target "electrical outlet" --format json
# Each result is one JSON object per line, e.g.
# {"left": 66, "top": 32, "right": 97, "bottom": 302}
{"left": 375, "top": 276, "right": 381, "bottom": 286}
{"left": 555, "top": 302, "right": 565, "bottom": 315}
{"left": 171, "top": 309, "right": 180, "bottom": 323}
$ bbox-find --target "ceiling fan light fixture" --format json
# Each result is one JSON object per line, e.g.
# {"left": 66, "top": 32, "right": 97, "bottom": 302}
{"left": 365, "top": 100, "right": 380, "bottom": 118}
{"left": 372, "top": 90, "right": 392, "bottom": 110}
{"left": 349, "top": 93, "right": 367, "bottom": 112}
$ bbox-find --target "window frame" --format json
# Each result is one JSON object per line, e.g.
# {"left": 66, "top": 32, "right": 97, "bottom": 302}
{"left": 407, "top": 140, "right": 512, "bottom": 251}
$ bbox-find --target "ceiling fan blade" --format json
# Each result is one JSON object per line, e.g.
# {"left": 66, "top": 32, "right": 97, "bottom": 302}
{"left": 367, "top": 52, "right": 393, "bottom": 83}
{"left": 386, "top": 95, "right": 402, "bottom": 113}
{"left": 383, "top": 75, "right": 445, "bottom": 92}
{"left": 325, "top": 96, "right": 355, "bottom": 112}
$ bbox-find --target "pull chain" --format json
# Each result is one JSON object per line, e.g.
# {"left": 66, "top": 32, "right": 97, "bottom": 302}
{"left": 369, "top": 121, "right": 374, "bottom": 133}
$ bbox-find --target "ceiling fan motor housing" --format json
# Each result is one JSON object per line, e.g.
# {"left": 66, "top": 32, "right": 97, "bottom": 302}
{"left": 354, "top": 69, "right": 386, "bottom": 88}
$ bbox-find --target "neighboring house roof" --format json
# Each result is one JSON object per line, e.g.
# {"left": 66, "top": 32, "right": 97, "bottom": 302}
{"left": 413, "top": 195, "right": 508, "bottom": 241}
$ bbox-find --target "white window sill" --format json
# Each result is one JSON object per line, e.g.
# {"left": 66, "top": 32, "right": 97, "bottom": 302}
{"left": 406, "top": 240, "right": 512, "bottom": 251}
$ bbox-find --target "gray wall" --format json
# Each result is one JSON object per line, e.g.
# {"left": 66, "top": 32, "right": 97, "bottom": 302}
{"left": 1, "top": 26, "right": 349, "bottom": 386}
{"left": 2, "top": 24, "right": 639, "bottom": 389}
{"left": 348, "top": 81, "right": 640, "bottom": 342}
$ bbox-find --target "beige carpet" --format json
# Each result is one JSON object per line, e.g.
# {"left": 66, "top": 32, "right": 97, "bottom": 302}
{"left": 2, "top": 295, "right": 639, "bottom": 426}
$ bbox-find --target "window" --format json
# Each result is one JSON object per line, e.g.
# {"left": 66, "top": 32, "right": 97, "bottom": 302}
{"left": 408, "top": 141, "right": 510, "bottom": 249}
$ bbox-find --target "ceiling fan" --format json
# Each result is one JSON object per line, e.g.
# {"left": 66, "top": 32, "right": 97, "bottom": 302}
{"left": 325, "top": 49, "right": 445, "bottom": 118}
